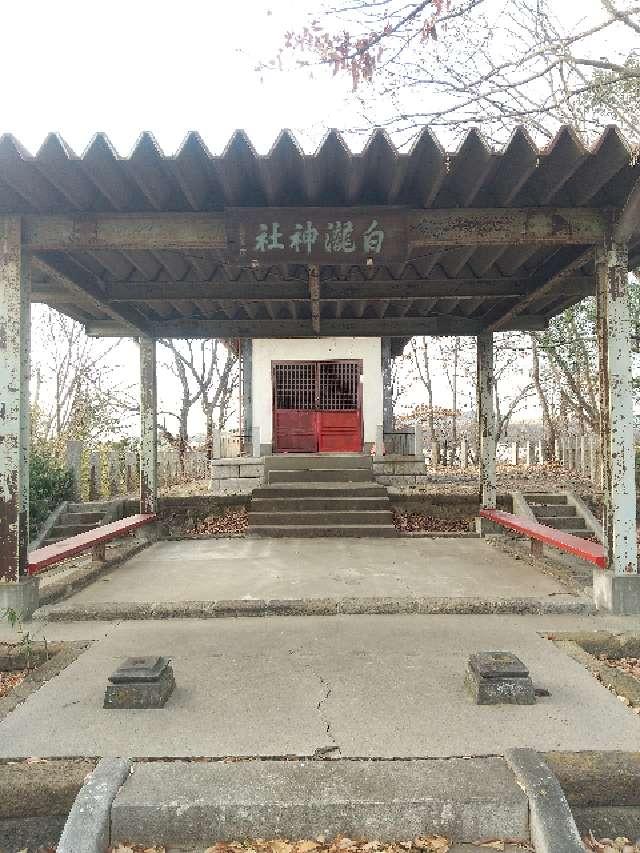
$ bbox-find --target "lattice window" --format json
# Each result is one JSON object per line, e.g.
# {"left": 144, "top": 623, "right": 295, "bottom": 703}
{"left": 319, "top": 362, "right": 359, "bottom": 410}
{"left": 273, "top": 362, "right": 316, "bottom": 410}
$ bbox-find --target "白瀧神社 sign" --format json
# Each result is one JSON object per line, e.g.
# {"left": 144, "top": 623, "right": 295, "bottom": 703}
{"left": 226, "top": 207, "right": 408, "bottom": 264}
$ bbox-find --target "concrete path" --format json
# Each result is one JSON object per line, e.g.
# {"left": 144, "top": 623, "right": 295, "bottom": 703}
{"left": 60, "top": 538, "right": 568, "bottom": 604}
{"left": 1, "top": 613, "right": 639, "bottom": 759}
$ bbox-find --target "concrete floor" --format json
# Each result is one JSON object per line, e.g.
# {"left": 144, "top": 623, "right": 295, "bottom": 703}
{"left": 1, "top": 613, "right": 639, "bottom": 759}
{"left": 61, "top": 537, "right": 569, "bottom": 604}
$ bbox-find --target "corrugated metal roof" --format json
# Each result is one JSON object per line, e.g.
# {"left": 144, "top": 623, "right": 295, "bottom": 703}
{"left": 1, "top": 125, "right": 637, "bottom": 214}
{"left": 3, "top": 125, "right": 638, "bottom": 341}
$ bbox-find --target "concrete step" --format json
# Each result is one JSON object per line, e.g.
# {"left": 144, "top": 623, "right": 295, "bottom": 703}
{"left": 59, "top": 511, "right": 105, "bottom": 525}
{"left": 254, "top": 483, "right": 388, "bottom": 498}
{"left": 251, "top": 497, "right": 391, "bottom": 512}
{"left": 265, "top": 454, "right": 372, "bottom": 471}
{"left": 47, "top": 522, "right": 102, "bottom": 539}
{"left": 530, "top": 504, "right": 577, "bottom": 517}
{"left": 269, "top": 468, "right": 373, "bottom": 484}
{"left": 524, "top": 493, "right": 568, "bottom": 505}
{"left": 110, "top": 759, "right": 529, "bottom": 845}
{"left": 250, "top": 524, "right": 398, "bottom": 537}
{"left": 249, "top": 510, "right": 394, "bottom": 525}
{"left": 536, "top": 515, "right": 589, "bottom": 531}
{"left": 66, "top": 501, "right": 114, "bottom": 513}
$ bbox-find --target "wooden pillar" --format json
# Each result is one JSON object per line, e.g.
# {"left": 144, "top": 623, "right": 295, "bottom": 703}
{"left": 595, "top": 242, "right": 637, "bottom": 577}
{"left": 477, "top": 333, "right": 496, "bottom": 510}
{"left": 0, "top": 217, "right": 30, "bottom": 584}
{"left": 139, "top": 337, "right": 157, "bottom": 515}
{"left": 381, "top": 337, "right": 394, "bottom": 433}
{"left": 241, "top": 339, "right": 252, "bottom": 445}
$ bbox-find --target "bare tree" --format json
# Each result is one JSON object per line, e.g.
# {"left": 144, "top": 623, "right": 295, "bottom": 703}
{"left": 271, "top": 0, "right": 640, "bottom": 143}
{"left": 159, "top": 339, "right": 239, "bottom": 461}
{"left": 31, "top": 307, "right": 132, "bottom": 446}
{"left": 410, "top": 337, "right": 435, "bottom": 439}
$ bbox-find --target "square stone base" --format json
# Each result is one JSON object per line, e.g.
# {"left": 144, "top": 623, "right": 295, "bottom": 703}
{"left": 104, "top": 665, "right": 176, "bottom": 709}
{"left": 0, "top": 577, "right": 40, "bottom": 621}
{"left": 593, "top": 570, "right": 640, "bottom": 615}
{"left": 475, "top": 516, "right": 505, "bottom": 535}
{"left": 465, "top": 668, "right": 536, "bottom": 705}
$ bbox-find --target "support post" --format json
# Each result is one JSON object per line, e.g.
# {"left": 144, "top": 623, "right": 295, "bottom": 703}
{"left": 593, "top": 240, "right": 640, "bottom": 614}
{"left": 430, "top": 439, "right": 440, "bottom": 468}
{"left": 0, "top": 217, "right": 38, "bottom": 617}
{"left": 241, "top": 339, "right": 253, "bottom": 449}
{"left": 139, "top": 337, "right": 157, "bottom": 515}
{"left": 526, "top": 441, "right": 536, "bottom": 466}
{"left": 477, "top": 333, "right": 497, "bottom": 515}
{"left": 510, "top": 440, "right": 519, "bottom": 466}
{"left": 381, "top": 337, "right": 394, "bottom": 433}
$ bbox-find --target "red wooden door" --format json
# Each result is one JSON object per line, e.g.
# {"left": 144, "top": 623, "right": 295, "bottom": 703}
{"left": 274, "top": 410, "right": 317, "bottom": 453}
{"left": 272, "top": 360, "right": 362, "bottom": 453}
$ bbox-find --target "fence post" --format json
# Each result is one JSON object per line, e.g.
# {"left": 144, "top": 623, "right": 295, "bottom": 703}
{"left": 459, "top": 436, "right": 469, "bottom": 469}
{"left": 65, "top": 440, "right": 84, "bottom": 499}
{"left": 125, "top": 451, "right": 137, "bottom": 493}
{"left": 536, "top": 439, "right": 544, "bottom": 464}
{"left": 526, "top": 441, "right": 535, "bottom": 466}
{"left": 430, "top": 439, "right": 440, "bottom": 468}
{"left": 212, "top": 429, "right": 222, "bottom": 459}
{"left": 414, "top": 421, "right": 423, "bottom": 460}
{"left": 511, "top": 440, "right": 519, "bottom": 465}
{"left": 108, "top": 450, "right": 120, "bottom": 496}
{"left": 88, "top": 451, "right": 102, "bottom": 501}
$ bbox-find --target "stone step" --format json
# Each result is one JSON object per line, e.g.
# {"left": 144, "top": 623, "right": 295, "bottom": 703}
{"left": 66, "top": 501, "right": 114, "bottom": 513}
{"left": 248, "top": 510, "right": 394, "bottom": 526}
{"left": 47, "top": 522, "right": 102, "bottom": 539}
{"left": 251, "top": 496, "right": 391, "bottom": 512}
{"left": 60, "top": 511, "right": 106, "bottom": 525}
{"left": 253, "top": 483, "right": 387, "bottom": 498}
{"left": 265, "top": 454, "right": 372, "bottom": 471}
{"left": 535, "top": 515, "right": 589, "bottom": 531}
{"left": 250, "top": 524, "right": 398, "bottom": 537}
{"left": 110, "top": 759, "right": 529, "bottom": 846}
{"left": 269, "top": 468, "right": 373, "bottom": 484}
{"left": 524, "top": 493, "right": 568, "bottom": 504}
{"left": 530, "top": 504, "right": 577, "bottom": 517}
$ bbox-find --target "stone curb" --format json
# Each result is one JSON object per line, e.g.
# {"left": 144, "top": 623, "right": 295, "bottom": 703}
{"left": 504, "top": 748, "right": 584, "bottom": 853}
{"left": 57, "top": 757, "right": 131, "bottom": 853}
{"left": 34, "top": 595, "right": 593, "bottom": 621}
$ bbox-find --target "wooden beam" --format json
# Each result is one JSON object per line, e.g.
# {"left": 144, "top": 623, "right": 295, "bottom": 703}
{"left": 84, "top": 315, "right": 548, "bottom": 339}
{"left": 31, "top": 254, "right": 150, "bottom": 336}
{"left": 409, "top": 208, "right": 605, "bottom": 248}
{"left": 34, "top": 275, "right": 592, "bottom": 305}
{"left": 309, "top": 264, "right": 320, "bottom": 334}
{"left": 485, "top": 249, "right": 595, "bottom": 332}
{"left": 23, "top": 213, "right": 226, "bottom": 252}
{"left": 22, "top": 208, "right": 606, "bottom": 252}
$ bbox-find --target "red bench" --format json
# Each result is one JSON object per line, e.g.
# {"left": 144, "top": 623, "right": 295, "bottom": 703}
{"left": 28, "top": 513, "right": 157, "bottom": 576}
{"left": 479, "top": 508, "right": 606, "bottom": 569}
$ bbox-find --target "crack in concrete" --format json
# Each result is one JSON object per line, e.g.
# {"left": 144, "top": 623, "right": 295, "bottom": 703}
{"left": 289, "top": 645, "right": 340, "bottom": 756}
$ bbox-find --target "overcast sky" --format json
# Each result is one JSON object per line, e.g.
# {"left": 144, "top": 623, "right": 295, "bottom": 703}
{"left": 2, "top": 0, "right": 626, "bottom": 439}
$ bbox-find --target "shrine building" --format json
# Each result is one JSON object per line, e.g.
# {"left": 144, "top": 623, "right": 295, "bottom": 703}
{"left": 1, "top": 126, "right": 640, "bottom": 614}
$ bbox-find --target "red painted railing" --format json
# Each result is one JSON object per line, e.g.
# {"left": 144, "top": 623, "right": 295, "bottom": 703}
{"left": 28, "top": 513, "right": 157, "bottom": 575}
{"left": 479, "top": 508, "right": 606, "bottom": 569}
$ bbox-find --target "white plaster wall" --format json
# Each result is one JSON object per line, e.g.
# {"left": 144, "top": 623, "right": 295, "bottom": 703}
{"left": 252, "top": 337, "right": 382, "bottom": 446}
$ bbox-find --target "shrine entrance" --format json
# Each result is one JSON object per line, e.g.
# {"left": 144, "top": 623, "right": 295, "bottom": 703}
{"left": 272, "top": 360, "right": 363, "bottom": 453}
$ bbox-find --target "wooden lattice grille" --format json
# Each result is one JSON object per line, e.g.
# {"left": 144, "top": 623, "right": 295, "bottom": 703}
{"left": 273, "top": 361, "right": 360, "bottom": 411}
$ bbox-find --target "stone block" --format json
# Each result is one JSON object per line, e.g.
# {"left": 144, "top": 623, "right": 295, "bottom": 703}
{"left": 104, "top": 657, "right": 175, "bottom": 709}
{"left": 465, "top": 651, "right": 535, "bottom": 705}
{"left": 238, "top": 464, "right": 263, "bottom": 478}
{"left": 211, "top": 477, "right": 261, "bottom": 494}
{"left": 375, "top": 475, "right": 416, "bottom": 487}
{"left": 593, "top": 570, "right": 640, "bottom": 614}
{"left": 0, "top": 578, "right": 40, "bottom": 621}
{"left": 58, "top": 758, "right": 131, "bottom": 853}
{"left": 111, "top": 758, "right": 528, "bottom": 845}
{"left": 209, "top": 464, "right": 240, "bottom": 479}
